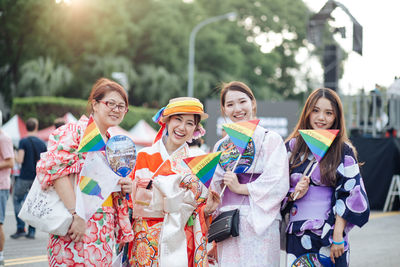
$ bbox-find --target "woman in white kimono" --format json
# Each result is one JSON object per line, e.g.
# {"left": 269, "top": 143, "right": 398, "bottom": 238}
{"left": 209, "top": 81, "right": 289, "bottom": 267}
{"left": 128, "top": 97, "right": 220, "bottom": 267}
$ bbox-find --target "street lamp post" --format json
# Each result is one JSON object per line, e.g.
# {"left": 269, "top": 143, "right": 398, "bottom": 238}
{"left": 187, "top": 12, "right": 237, "bottom": 97}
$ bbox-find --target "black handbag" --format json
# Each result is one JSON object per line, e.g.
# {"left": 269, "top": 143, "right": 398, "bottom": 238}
{"left": 208, "top": 131, "right": 266, "bottom": 243}
{"left": 208, "top": 208, "right": 239, "bottom": 243}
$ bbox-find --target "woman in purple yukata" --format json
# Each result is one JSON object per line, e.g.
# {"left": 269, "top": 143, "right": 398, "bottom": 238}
{"left": 283, "top": 88, "right": 369, "bottom": 266}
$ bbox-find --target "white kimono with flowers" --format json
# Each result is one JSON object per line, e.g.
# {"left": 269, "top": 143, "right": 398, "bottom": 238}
{"left": 211, "top": 126, "right": 289, "bottom": 267}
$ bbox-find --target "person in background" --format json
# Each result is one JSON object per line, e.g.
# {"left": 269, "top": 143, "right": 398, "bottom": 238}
{"left": 283, "top": 88, "right": 369, "bottom": 266}
{"left": 36, "top": 78, "right": 133, "bottom": 265}
{"left": 11, "top": 118, "right": 46, "bottom": 239}
{"left": 209, "top": 81, "right": 289, "bottom": 266}
{"left": 0, "top": 111, "right": 14, "bottom": 267}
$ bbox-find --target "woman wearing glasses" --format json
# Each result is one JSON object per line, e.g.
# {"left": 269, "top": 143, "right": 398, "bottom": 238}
{"left": 36, "top": 78, "right": 134, "bottom": 266}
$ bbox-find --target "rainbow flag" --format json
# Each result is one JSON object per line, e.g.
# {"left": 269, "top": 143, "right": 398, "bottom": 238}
{"left": 77, "top": 116, "right": 106, "bottom": 152}
{"left": 78, "top": 176, "right": 104, "bottom": 200}
{"left": 222, "top": 120, "right": 260, "bottom": 154}
{"left": 299, "top": 129, "right": 339, "bottom": 162}
{"left": 183, "top": 152, "right": 222, "bottom": 188}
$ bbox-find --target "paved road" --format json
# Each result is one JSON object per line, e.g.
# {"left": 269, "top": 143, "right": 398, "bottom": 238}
{"left": 3, "top": 196, "right": 400, "bottom": 266}
{"left": 3, "top": 197, "right": 48, "bottom": 266}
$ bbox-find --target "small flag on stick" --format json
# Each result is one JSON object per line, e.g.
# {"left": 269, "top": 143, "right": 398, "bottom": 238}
{"left": 183, "top": 152, "right": 222, "bottom": 188}
{"left": 77, "top": 116, "right": 106, "bottom": 152}
{"left": 222, "top": 119, "right": 259, "bottom": 154}
{"left": 299, "top": 129, "right": 339, "bottom": 162}
{"left": 292, "top": 129, "right": 339, "bottom": 201}
{"left": 79, "top": 176, "right": 104, "bottom": 200}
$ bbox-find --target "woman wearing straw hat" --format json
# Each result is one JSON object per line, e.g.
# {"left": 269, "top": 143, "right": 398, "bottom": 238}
{"left": 127, "top": 97, "right": 220, "bottom": 267}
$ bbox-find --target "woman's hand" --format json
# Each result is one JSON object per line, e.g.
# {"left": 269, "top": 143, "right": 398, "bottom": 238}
{"left": 207, "top": 241, "right": 218, "bottom": 264}
{"left": 136, "top": 178, "right": 152, "bottom": 189}
{"left": 68, "top": 214, "right": 86, "bottom": 243}
{"left": 204, "top": 190, "right": 220, "bottom": 217}
{"left": 330, "top": 215, "right": 346, "bottom": 263}
{"left": 118, "top": 178, "right": 133, "bottom": 195}
{"left": 292, "top": 176, "right": 310, "bottom": 200}
{"left": 223, "top": 171, "right": 249, "bottom": 195}
{"left": 330, "top": 241, "right": 345, "bottom": 264}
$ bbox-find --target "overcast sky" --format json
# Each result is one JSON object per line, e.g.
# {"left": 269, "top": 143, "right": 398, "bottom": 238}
{"left": 304, "top": 0, "right": 400, "bottom": 93}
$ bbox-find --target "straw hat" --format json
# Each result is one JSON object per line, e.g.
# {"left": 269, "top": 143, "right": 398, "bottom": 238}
{"left": 154, "top": 97, "right": 208, "bottom": 124}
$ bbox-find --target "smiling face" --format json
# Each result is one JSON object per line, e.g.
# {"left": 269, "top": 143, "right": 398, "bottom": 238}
{"left": 165, "top": 114, "right": 197, "bottom": 152}
{"left": 222, "top": 90, "right": 255, "bottom": 122}
{"left": 309, "top": 97, "right": 336, "bottom": 130}
{"left": 92, "top": 91, "right": 126, "bottom": 131}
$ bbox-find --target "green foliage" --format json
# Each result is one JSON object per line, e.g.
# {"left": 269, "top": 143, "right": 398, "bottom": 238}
{"left": 132, "top": 64, "right": 182, "bottom": 107}
{"left": 11, "top": 97, "right": 156, "bottom": 130}
{"left": 12, "top": 97, "right": 87, "bottom": 128}
{"left": 1, "top": 0, "right": 335, "bottom": 110}
{"left": 17, "top": 57, "right": 73, "bottom": 96}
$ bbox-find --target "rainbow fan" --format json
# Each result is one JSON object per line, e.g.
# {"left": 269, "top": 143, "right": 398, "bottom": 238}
{"left": 222, "top": 120, "right": 260, "bottom": 154}
{"left": 79, "top": 176, "right": 104, "bottom": 200}
{"left": 77, "top": 116, "right": 106, "bottom": 153}
{"left": 183, "top": 152, "right": 222, "bottom": 188}
{"left": 299, "top": 129, "right": 339, "bottom": 162}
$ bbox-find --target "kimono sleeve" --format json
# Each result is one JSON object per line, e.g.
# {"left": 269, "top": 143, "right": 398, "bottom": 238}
{"left": 112, "top": 192, "right": 134, "bottom": 244}
{"left": 334, "top": 144, "right": 370, "bottom": 228}
{"left": 247, "top": 131, "right": 290, "bottom": 234}
{"left": 36, "top": 123, "right": 84, "bottom": 190}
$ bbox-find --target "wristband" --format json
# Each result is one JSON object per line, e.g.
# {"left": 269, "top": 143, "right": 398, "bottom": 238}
{"left": 332, "top": 240, "right": 345, "bottom": 245}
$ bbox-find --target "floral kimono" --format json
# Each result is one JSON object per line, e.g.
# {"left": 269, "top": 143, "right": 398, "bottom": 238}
{"left": 128, "top": 136, "right": 210, "bottom": 267}
{"left": 283, "top": 138, "right": 370, "bottom": 266}
{"left": 210, "top": 126, "right": 289, "bottom": 267}
{"left": 36, "top": 116, "right": 134, "bottom": 267}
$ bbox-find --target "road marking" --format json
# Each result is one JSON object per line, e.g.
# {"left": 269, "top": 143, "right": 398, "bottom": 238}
{"left": 370, "top": 211, "right": 400, "bottom": 219}
{"left": 3, "top": 212, "right": 399, "bottom": 265}
{"left": 5, "top": 255, "right": 48, "bottom": 266}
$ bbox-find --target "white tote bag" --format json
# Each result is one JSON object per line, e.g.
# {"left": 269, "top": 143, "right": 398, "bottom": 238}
{"left": 18, "top": 178, "right": 72, "bottom": 236}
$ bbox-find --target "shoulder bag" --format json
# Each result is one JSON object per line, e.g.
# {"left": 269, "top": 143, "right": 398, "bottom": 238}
{"left": 18, "top": 175, "right": 74, "bottom": 236}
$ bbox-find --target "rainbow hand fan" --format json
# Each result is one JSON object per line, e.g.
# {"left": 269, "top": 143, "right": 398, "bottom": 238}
{"left": 222, "top": 119, "right": 259, "bottom": 154}
{"left": 77, "top": 116, "right": 106, "bottom": 152}
{"left": 183, "top": 152, "right": 222, "bottom": 188}
{"left": 299, "top": 129, "right": 339, "bottom": 162}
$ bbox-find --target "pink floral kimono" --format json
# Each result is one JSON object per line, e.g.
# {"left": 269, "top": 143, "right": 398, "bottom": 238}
{"left": 36, "top": 116, "right": 134, "bottom": 266}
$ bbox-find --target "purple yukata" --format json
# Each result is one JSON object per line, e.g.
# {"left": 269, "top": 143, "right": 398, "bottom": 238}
{"left": 283, "top": 138, "right": 369, "bottom": 267}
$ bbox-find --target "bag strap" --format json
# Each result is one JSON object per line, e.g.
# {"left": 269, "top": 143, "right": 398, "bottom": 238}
{"left": 236, "top": 130, "right": 268, "bottom": 208}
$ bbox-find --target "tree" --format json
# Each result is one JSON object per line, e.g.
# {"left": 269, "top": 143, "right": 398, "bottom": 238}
{"left": 1, "top": 0, "right": 327, "bottom": 109}
{"left": 17, "top": 57, "right": 73, "bottom": 97}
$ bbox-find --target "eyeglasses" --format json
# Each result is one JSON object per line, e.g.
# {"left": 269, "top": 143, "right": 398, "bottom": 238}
{"left": 98, "top": 100, "right": 128, "bottom": 113}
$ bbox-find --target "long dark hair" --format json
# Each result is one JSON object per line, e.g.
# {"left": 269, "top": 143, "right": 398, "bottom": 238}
{"left": 286, "top": 88, "right": 355, "bottom": 186}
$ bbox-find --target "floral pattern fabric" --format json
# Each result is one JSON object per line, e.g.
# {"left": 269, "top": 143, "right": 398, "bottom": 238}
{"left": 36, "top": 116, "right": 134, "bottom": 266}
{"left": 128, "top": 138, "right": 210, "bottom": 267}
{"left": 283, "top": 138, "right": 369, "bottom": 266}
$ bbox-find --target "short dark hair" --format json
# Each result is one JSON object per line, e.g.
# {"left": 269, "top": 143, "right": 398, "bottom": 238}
{"left": 26, "top": 118, "right": 38, "bottom": 132}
